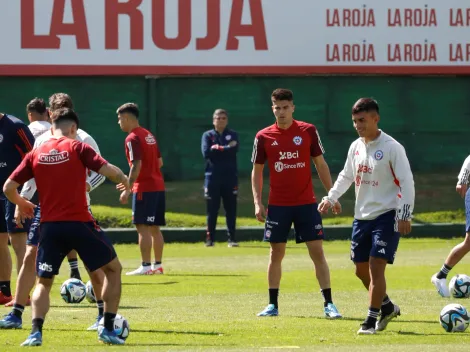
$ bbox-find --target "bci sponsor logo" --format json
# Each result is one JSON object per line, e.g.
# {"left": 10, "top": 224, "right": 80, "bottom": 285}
{"left": 357, "top": 163, "right": 373, "bottom": 174}
{"left": 279, "top": 151, "right": 299, "bottom": 160}
{"left": 38, "top": 262, "right": 53, "bottom": 272}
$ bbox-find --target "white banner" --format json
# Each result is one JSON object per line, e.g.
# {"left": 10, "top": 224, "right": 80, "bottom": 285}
{"left": 1, "top": 0, "right": 470, "bottom": 75}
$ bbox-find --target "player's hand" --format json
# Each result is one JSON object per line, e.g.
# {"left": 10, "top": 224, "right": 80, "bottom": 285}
{"left": 211, "top": 144, "right": 224, "bottom": 151}
{"left": 456, "top": 183, "right": 468, "bottom": 198}
{"left": 318, "top": 200, "right": 332, "bottom": 214}
{"left": 228, "top": 141, "right": 238, "bottom": 147}
{"left": 398, "top": 220, "right": 412, "bottom": 235}
{"left": 119, "top": 190, "right": 131, "bottom": 204}
{"left": 14, "top": 205, "right": 25, "bottom": 229}
{"left": 17, "top": 200, "right": 36, "bottom": 220}
{"left": 254, "top": 203, "right": 266, "bottom": 222}
{"left": 332, "top": 201, "right": 342, "bottom": 215}
{"left": 86, "top": 182, "right": 91, "bottom": 193}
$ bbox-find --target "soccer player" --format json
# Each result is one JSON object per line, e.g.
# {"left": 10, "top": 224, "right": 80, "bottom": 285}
{"left": 26, "top": 98, "right": 51, "bottom": 138}
{"left": 251, "top": 88, "right": 342, "bottom": 319}
{"left": 201, "top": 109, "right": 239, "bottom": 247}
{"left": 431, "top": 155, "right": 470, "bottom": 297}
{"left": 318, "top": 98, "right": 415, "bottom": 335}
{"left": 117, "top": 103, "right": 166, "bottom": 276}
{"left": 0, "top": 111, "right": 34, "bottom": 305}
{"left": 4, "top": 108, "right": 128, "bottom": 346}
{"left": 0, "top": 93, "right": 106, "bottom": 332}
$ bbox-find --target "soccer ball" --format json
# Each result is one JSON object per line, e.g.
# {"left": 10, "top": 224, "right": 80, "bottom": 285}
{"left": 439, "top": 303, "right": 470, "bottom": 332}
{"left": 449, "top": 274, "right": 470, "bottom": 298}
{"left": 60, "top": 278, "right": 86, "bottom": 304}
{"left": 98, "top": 314, "right": 130, "bottom": 340}
{"left": 85, "top": 280, "right": 96, "bottom": 303}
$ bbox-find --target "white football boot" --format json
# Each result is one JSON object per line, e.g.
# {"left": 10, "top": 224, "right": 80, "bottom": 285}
{"left": 125, "top": 265, "right": 154, "bottom": 276}
{"left": 431, "top": 273, "right": 450, "bottom": 297}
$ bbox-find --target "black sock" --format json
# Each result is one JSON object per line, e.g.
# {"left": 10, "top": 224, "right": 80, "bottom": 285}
{"left": 154, "top": 262, "right": 161, "bottom": 266}
{"left": 269, "top": 288, "right": 279, "bottom": 308}
{"left": 142, "top": 262, "right": 151, "bottom": 267}
{"left": 381, "top": 295, "right": 394, "bottom": 315}
{"left": 363, "top": 307, "right": 380, "bottom": 328}
{"left": 97, "top": 300, "right": 104, "bottom": 317}
{"left": 31, "top": 318, "right": 44, "bottom": 334}
{"left": 321, "top": 288, "right": 333, "bottom": 306}
{"left": 104, "top": 312, "right": 116, "bottom": 332}
{"left": 68, "top": 259, "right": 81, "bottom": 280}
{"left": 12, "top": 304, "right": 25, "bottom": 319}
{"left": 437, "top": 264, "right": 452, "bottom": 279}
{"left": 0, "top": 281, "right": 11, "bottom": 297}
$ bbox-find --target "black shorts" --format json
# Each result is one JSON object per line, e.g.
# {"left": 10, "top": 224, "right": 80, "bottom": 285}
{"left": 132, "top": 191, "right": 166, "bottom": 226}
{"left": 0, "top": 196, "right": 31, "bottom": 234}
{"left": 263, "top": 203, "right": 324, "bottom": 243}
{"left": 36, "top": 221, "right": 117, "bottom": 278}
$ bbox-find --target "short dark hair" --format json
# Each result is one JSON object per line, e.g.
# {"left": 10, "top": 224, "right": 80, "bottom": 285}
{"left": 49, "top": 93, "right": 74, "bottom": 112}
{"left": 271, "top": 88, "right": 293, "bottom": 102}
{"left": 26, "top": 98, "right": 47, "bottom": 114}
{"left": 352, "top": 98, "right": 379, "bottom": 114}
{"left": 51, "top": 108, "right": 79, "bottom": 128}
{"left": 116, "top": 103, "right": 139, "bottom": 118}
{"left": 213, "top": 109, "right": 228, "bottom": 117}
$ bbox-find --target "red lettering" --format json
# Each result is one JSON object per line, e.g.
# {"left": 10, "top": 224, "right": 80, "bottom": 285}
{"left": 21, "top": 0, "right": 59, "bottom": 49}
{"left": 152, "top": 0, "right": 191, "bottom": 50}
{"left": 226, "top": 0, "right": 268, "bottom": 50}
{"left": 196, "top": 0, "right": 220, "bottom": 50}
{"left": 105, "top": 0, "right": 143, "bottom": 50}
{"left": 50, "top": 0, "right": 90, "bottom": 49}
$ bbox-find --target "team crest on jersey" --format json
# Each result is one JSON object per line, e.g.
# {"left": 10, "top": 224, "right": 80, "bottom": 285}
{"left": 225, "top": 135, "right": 232, "bottom": 141}
{"left": 0, "top": 134, "right": 3, "bottom": 143}
{"left": 38, "top": 149, "right": 69, "bottom": 165}
{"left": 374, "top": 150, "right": 384, "bottom": 160}
{"left": 145, "top": 134, "right": 156, "bottom": 145}
{"left": 293, "top": 136, "right": 302, "bottom": 145}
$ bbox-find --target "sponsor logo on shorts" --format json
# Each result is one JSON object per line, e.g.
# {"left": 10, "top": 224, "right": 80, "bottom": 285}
{"left": 293, "top": 136, "right": 302, "bottom": 145}
{"left": 274, "top": 161, "right": 306, "bottom": 173}
{"left": 145, "top": 134, "right": 156, "bottom": 145}
{"left": 351, "top": 250, "right": 355, "bottom": 259}
{"left": 266, "top": 220, "right": 279, "bottom": 226}
{"left": 38, "top": 262, "right": 53, "bottom": 272}
{"left": 147, "top": 216, "right": 155, "bottom": 222}
{"left": 0, "top": 134, "right": 3, "bottom": 143}
{"left": 378, "top": 248, "right": 386, "bottom": 254}
{"left": 374, "top": 150, "right": 384, "bottom": 160}
{"left": 315, "top": 224, "right": 323, "bottom": 230}
{"left": 0, "top": 162, "right": 6, "bottom": 168}
{"left": 279, "top": 151, "right": 299, "bottom": 160}
{"left": 38, "top": 149, "right": 69, "bottom": 165}
{"left": 374, "top": 235, "right": 387, "bottom": 247}
{"left": 265, "top": 230, "right": 271, "bottom": 239}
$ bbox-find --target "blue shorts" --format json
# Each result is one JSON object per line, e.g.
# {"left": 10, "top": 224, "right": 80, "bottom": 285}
{"left": 263, "top": 203, "right": 324, "bottom": 243}
{"left": 132, "top": 191, "right": 166, "bottom": 226}
{"left": 36, "top": 221, "right": 117, "bottom": 278}
{"left": 465, "top": 188, "right": 470, "bottom": 233}
{"left": 351, "top": 210, "right": 400, "bottom": 264}
{"left": 0, "top": 196, "right": 31, "bottom": 234}
{"left": 26, "top": 206, "right": 41, "bottom": 246}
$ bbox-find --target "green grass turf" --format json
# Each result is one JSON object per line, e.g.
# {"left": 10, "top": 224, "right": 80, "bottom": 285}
{"left": 2, "top": 238, "right": 470, "bottom": 350}
{"left": 90, "top": 173, "right": 466, "bottom": 227}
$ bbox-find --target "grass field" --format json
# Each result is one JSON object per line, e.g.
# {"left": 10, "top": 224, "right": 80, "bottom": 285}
{"left": 90, "top": 173, "right": 466, "bottom": 227}
{"left": 2, "top": 238, "right": 470, "bottom": 351}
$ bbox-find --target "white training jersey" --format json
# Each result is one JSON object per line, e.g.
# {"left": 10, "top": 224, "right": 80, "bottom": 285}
{"left": 458, "top": 155, "right": 470, "bottom": 185}
{"left": 20, "top": 128, "right": 106, "bottom": 205}
{"left": 328, "top": 131, "right": 415, "bottom": 221}
{"left": 28, "top": 121, "right": 51, "bottom": 139}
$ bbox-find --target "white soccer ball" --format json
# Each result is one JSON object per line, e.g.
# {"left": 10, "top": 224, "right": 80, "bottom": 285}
{"left": 60, "top": 278, "right": 86, "bottom": 304}
{"left": 449, "top": 274, "right": 470, "bottom": 298}
{"left": 85, "top": 280, "right": 96, "bottom": 303}
{"left": 98, "top": 314, "right": 130, "bottom": 340}
{"left": 439, "top": 303, "right": 470, "bottom": 332}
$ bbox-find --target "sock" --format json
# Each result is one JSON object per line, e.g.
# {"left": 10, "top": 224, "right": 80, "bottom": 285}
{"left": 31, "top": 318, "right": 44, "bottom": 334}
{"left": 0, "top": 281, "right": 11, "bottom": 297}
{"left": 68, "top": 259, "right": 81, "bottom": 280}
{"left": 154, "top": 262, "right": 162, "bottom": 266}
{"left": 104, "top": 312, "right": 116, "bottom": 332}
{"left": 363, "top": 307, "right": 380, "bottom": 328}
{"left": 97, "top": 300, "right": 104, "bottom": 317}
{"left": 269, "top": 288, "right": 279, "bottom": 309}
{"left": 142, "top": 262, "right": 151, "bottom": 267}
{"left": 437, "top": 264, "right": 452, "bottom": 279}
{"left": 13, "top": 303, "right": 25, "bottom": 319}
{"left": 321, "top": 288, "right": 333, "bottom": 306}
{"left": 381, "top": 295, "right": 394, "bottom": 315}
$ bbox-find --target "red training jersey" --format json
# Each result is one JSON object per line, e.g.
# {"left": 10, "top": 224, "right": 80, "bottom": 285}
{"left": 125, "top": 127, "right": 164, "bottom": 192}
{"left": 251, "top": 120, "right": 325, "bottom": 206}
{"left": 10, "top": 137, "right": 107, "bottom": 222}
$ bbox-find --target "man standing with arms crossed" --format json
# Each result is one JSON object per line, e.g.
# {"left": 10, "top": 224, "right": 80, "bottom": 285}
{"left": 201, "top": 109, "right": 239, "bottom": 247}
{"left": 0, "top": 110, "right": 35, "bottom": 305}
{"left": 4, "top": 108, "right": 128, "bottom": 346}
{"left": 319, "top": 98, "right": 414, "bottom": 335}
{"left": 117, "top": 103, "right": 166, "bottom": 276}
{"left": 251, "top": 88, "right": 342, "bottom": 318}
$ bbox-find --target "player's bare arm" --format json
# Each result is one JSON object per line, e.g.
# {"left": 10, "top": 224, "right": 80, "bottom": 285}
{"left": 251, "top": 163, "right": 266, "bottom": 222}
{"left": 312, "top": 155, "right": 342, "bottom": 215}
{"left": 99, "top": 164, "right": 129, "bottom": 190}
{"left": 158, "top": 157, "right": 163, "bottom": 168}
{"left": 3, "top": 179, "right": 36, "bottom": 219}
{"left": 117, "top": 160, "right": 141, "bottom": 204}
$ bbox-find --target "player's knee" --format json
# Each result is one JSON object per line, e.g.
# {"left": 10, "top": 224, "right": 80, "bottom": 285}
{"left": 270, "top": 247, "right": 285, "bottom": 262}
{"left": 0, "top": 234, "right": 8, "bottom": 247}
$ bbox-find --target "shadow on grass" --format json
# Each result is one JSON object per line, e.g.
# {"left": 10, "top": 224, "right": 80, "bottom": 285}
{"left": 48, "top": 327, "right": 222, "bottom": 336}
{"left": 50, "top": 305, "right": 146, "bottom": 309}
{"left": 294, "top": 316, "right": 436, "bottom": 324}
{"left": 397, "top": 331, "right": 445, "bottom": 336}
{"left": 168, "top": 274, "right": 248, "bottom": 277}
{"left": 122, "top": 281, "right": 179, "bottom": 286}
